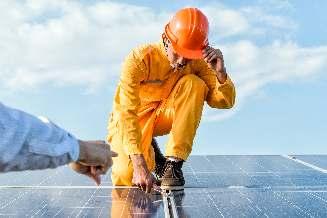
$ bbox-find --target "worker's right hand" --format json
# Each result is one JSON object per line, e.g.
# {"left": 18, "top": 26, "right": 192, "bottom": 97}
{"left": 131, "top": 154, "right": 155, "bottom": 193}
{"left": 69, "top": 140, "right": 118, "bottom": 185}
{"left": 69, "top": 162, "right": 104, "bottom": 185}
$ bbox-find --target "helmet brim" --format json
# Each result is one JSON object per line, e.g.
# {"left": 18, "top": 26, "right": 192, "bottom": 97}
{"left": 172, "top": 43, "right": 204, "bottom": 60}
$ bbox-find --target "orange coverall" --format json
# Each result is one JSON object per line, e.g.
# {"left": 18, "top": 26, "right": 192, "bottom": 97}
{"left": 107, "top": 41, "right": 236, "bottom": 185}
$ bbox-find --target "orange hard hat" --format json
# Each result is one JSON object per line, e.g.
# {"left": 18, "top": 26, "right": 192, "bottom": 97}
{"left": 164, "top": 7, "right": 209, "bottom": 59}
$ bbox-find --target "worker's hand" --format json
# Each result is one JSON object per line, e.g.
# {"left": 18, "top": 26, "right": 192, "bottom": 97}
{"left": 202, "top": 46, "right": 227, "bottom": 83}
{"left": 69, "top": 162, "right": 104, "bottom": 185}
{"left": 69, "top": 140, "right": 118, "bottom": 185}
{"left": 131, "top": 154, "right": 155, "bottom": 193}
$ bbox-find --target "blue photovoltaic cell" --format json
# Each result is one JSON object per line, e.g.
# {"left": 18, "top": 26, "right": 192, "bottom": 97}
{"left": 0, "top": 187, "right": 164, "bottom": 217}
{"left": 1, "top": 155, "right": 327, "bottom": 217}
{"left": 184, "top": 155, "right": 327, "bottom": 188}
{"left": 175, "top": 187, "right": 327, "bottom": 217}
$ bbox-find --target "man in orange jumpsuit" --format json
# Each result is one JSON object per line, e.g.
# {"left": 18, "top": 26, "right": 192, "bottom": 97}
{"left": 107, "top": 8, "right": 236, "bottom": 192}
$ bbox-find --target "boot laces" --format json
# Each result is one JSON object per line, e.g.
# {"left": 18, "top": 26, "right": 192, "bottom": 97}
{"left": 161, "top": 160, "right": 183, "bottom": 178}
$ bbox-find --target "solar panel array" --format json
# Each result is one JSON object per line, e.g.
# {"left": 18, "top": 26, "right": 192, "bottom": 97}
{"left": 0, "top": 155, "right": 327, "bottom": 217}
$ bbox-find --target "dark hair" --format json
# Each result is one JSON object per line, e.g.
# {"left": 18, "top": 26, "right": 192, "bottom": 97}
{"left": 162, "top": 33, "right": 170, "bottom": 51}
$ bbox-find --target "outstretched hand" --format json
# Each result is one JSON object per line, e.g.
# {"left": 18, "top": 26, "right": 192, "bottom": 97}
{"left": 69, "top": 140, "right": 118, "bottom": 185}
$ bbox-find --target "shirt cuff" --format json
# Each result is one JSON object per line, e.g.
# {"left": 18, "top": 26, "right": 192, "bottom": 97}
{"left": 68, "top": 136, "right": 80, "bottom": 162}
{"left": 216, "top": 74, "right": 232, "bottom": 86}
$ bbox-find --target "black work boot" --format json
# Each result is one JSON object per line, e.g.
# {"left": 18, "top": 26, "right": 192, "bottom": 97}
{"left": 151, "top": 138, "right": 166, "bottom": 180}
{"left": 160, "top": 160, "right": 185, "bottom": 190}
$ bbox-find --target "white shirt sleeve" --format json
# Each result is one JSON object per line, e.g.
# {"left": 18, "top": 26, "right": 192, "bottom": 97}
{"left": 0, "top": 102, "right": 79, "bottom": 172}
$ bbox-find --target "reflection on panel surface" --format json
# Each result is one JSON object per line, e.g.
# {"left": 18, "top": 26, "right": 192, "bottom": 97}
{"left": 1, "top": 155, "right": 327, "bottom": 217}
{"left": 293, "top": 155, "right": 327, "bottom": 169}
{"left": 0, "top": 188, "right": 164, "bottom": 217}
{"left": 176, "top": 187, "right": 327, "bottom": 217}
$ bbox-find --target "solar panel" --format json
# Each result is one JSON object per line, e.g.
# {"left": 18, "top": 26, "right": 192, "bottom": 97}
{"left": 1, "top": 155, "right": 327, "bottom": 217}
{"left": 292, "top": 155, "right": 327, "bottom": 169}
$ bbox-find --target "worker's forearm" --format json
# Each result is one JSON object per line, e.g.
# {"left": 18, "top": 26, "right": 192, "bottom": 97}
{"left": 130, "top": 154, "right": 148, "bottom": 170}
{"left": 216, "top": 67, "right": 227, "bottom": 84}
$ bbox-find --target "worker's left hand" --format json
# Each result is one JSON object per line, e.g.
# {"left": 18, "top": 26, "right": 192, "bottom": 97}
{"left": 202, "top": 46, "right": 227, "bottom": 83}
{"left": 202, "top": 46, "right": 225, "bottom": 73}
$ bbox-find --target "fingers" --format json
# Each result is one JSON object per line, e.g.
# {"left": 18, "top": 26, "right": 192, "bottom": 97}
{"left": 97, "top": 165, "right": 109, "bottom": 175}
{"left": 79, "top": 140, "right": 117, "bottom": 168}
{"left": 201, "top": 46, "right": 225, "bottom": 72}
{"left": 110, "top": 151, "right": 118, "bottom": 157}
{"left": 202, "top": 46, "right": 223, "bottom": 62}
{"left": 93, "top": 141, "right": 117, "bottom": 166}
{"left": 133, "top": 178, "right": 154, "bottom": 193}
{"left": 137, "top": 184, "right": 147, "bottom": 192}
{"left": 103, "top": 148, "right": 117, "bottom": 173}
{"left": 206, "top": 50, "right": 218, "bottom": 63}
{"left": 69, "top": 162, "right": 88, "bottom": 174}
{"left": 202, "top": 47, "right": 213, "bottom": 59}
{"left": 70, "top": 162, "right": 104, "bottom": 185}
{"left": 90, "top": 166, "right": 103, "bottom": 185}
{"left": 90, "top": 165, "right": 97, "bottom": 175}
{"left": 92, "top": 174, "right": 101, "bottom": 186}
{"left": 87, "top": 171, "right": 101, "bottom": 186}
{"left": 136, "top": 182, "right": 152, "bottom": 193}
{"left": 89, "top": 165, "right": 109, "bottom": 175}
{"left": 145, "top": 174, "right": 154, "bottom": 193}
{"left": 145, "top": 180, "right": 152, "bottom": 193}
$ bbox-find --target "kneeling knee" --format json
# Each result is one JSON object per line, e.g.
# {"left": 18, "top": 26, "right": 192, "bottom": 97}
{"left": 179, "top": 74, "right": 208, "bottom": 94}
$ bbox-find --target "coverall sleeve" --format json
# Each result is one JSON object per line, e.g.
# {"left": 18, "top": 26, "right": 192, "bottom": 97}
{"left": 118, "top": 49, "right": 147, "bottom": 156}
{"left": 192, "top": 60, "right": 236, "bottom": 109}
{"left": 0, "top": 102, "right": 79, "bottom": 172}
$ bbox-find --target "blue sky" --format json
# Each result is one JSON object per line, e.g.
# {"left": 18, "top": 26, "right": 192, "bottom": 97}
{"left": 0, "top": 0, "right": 326, "bottom": 154}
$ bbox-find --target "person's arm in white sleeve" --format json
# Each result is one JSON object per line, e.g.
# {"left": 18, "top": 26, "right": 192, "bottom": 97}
{"left": 0, "top": 102, "right": 117, "bottom": 185}
{"left": 0, "top": 102, "right": 80, "bottom": 172}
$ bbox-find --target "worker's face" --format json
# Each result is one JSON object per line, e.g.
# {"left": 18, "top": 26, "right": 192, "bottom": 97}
{"left": 164, "top": 37, "right": 190, "bottom": 70}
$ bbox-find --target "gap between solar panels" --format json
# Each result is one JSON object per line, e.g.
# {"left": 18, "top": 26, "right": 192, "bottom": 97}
{"left": 0, "top": 185, "right": 122, "bottom": 189}
{"left": 281, "top": 155, "right": 327, "bottom": 174}
{"left": 162, "top": 189, "right": 180, "bottom": 218}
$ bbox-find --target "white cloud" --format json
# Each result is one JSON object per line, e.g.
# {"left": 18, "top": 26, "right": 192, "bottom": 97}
{"left": 204, "top": 41, "right": 327, "bottom": 121}
{"left": 202, "top": 3, "right": 297, "bottom": 40}
{"left": 258, "top": 0, "right": 294, "bottom": 11}
{"left": 203, "top": 6, "right": 250, "bottom": 38}
{"left": 0, "top": 0, "right": 170, "bottom": 91}
{"left": 241, "top": 6, "right": 297, "bottom": 32}
{"left": 0, "top": 0, "right": 326, "bottom": 121}
{"left": 226, "top": 41, "right": 327, "bottom": 98}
